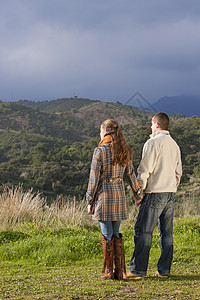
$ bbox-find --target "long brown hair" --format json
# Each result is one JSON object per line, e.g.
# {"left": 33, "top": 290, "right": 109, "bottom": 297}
{"left": 101, "top": 119, "right": 132, "bottom": 166}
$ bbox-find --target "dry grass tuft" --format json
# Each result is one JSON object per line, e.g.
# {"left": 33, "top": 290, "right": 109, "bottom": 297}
{"left": 43, "top": 195, "right": 89, "bottom": 228}
{"left": 0, "top": 185, "right": 45, "bottom": 230}
{"left": 0, "top": 184, "right": 199, "bottom": 231}
{"left": 174, "top": 190, "right": 200, "bottom": 217}
{"left": 0, "top": 185, "right": 89, "bottom": 230}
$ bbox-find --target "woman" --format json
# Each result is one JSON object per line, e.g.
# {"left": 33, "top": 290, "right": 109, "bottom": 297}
{"left": 86, "top": 119, "right": 143, "bottom": 280}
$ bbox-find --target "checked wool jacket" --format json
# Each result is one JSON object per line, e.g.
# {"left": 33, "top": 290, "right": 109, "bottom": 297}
{"left": 86, "top": 142, "right": 143, "bottom": 221}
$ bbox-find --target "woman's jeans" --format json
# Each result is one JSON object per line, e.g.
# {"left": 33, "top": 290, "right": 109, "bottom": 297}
{"left": 129, "top": 192, "right": 175, "bottom": 276}
{"left": 99, "top": 221, "right": 121, "bottom": 241}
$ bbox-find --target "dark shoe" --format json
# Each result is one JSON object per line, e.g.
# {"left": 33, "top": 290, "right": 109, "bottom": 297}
{"left": 113, "top": 234, "right": 126, "bottom": 280}
{"left": 155, "top": 271, "right": 169, "bottom": 278}
{"left": 101, "top": 235, "right": 114, "bottom": 280}
{"left": 125, "top": 270, "right": 144, "bottom": 279}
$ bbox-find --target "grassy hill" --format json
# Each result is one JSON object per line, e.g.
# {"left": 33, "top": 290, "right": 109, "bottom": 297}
{"left": 0, "top": 98, "right": 199, "bottom": 200}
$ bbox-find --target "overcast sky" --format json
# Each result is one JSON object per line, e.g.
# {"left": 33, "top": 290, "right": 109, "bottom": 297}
{"left": 0, "top": 0, "right": 200, "bottom": 103}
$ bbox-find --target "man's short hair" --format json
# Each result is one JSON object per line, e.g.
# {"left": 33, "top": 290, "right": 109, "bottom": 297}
{"left": 152, "top": 112, "right": 169, "bottom": 130}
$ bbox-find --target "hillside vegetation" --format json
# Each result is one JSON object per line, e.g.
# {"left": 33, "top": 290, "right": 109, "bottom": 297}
{"left": 0, "top": 98, "right": 199, "bottom": 200}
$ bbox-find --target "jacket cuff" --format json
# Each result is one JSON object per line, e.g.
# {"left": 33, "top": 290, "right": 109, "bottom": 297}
{"left": 86, "top": 193, "right": 93, "bottom": 205}
{"left": 133, "top": 187, "right": 144, "bottom": 201}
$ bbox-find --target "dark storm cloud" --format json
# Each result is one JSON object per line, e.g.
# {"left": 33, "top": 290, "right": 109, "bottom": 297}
{"left": 0, "top": 0, "right": 200, "bottom": 102}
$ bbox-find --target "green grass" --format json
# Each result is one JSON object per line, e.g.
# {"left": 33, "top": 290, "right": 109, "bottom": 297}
{"left": 0, "top": 217, "right": 199, "bottom": 299}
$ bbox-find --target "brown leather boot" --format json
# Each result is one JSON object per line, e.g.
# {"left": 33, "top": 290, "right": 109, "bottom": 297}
{"left": 101, "top": 235, "right": 114, "bottom": 280}
{"left": 113, "top": 233, "right": 126, "bottom": 280}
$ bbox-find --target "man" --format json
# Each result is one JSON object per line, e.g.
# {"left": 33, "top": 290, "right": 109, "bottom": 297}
{"left": 126, "top": 112, "right": 182, "bottom": 279}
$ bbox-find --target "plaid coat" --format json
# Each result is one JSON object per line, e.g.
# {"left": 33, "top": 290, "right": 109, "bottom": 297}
{"left": 86, "top": 142, "right": 142, "bottom": 221}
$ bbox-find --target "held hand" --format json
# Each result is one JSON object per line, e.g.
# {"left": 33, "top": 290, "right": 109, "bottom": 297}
{"left": 135, "top": 189, "right": 144, "bottom": 206}
{"left": 88, "top": 204, "right": 93, "bottom": 214}
{"left": 135, "top": 197, "right": 143, "bottom": 206}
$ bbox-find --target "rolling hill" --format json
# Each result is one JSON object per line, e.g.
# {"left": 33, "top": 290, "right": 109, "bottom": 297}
{"left": 0, "top": 98, "right": 199, "bottom": 200}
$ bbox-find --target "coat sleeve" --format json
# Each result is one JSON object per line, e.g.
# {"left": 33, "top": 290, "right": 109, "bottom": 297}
{"left": 86, "top": 147, "right": 102, "bottom": 205}
{"left": 125, "top": 161, "right": 143, "bottom": 204}
{"left": 137, "top": 140, "right": 158, "bottom": 190}
{"left": 175, "top": 148, "right": 182, "bottom": 187}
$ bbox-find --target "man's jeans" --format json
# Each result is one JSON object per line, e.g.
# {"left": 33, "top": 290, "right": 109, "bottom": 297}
{"left": 129, "top": 192, "right": 175, "bottom": 276}
{"left": 99, "top": 221, "right": 121, "bottom": 241}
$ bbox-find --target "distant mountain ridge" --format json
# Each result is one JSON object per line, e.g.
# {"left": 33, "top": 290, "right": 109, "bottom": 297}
{"left": 18, "top": 97, "right": 97, "bottom": 113}
{"left": 152, "top": 95, "right": 200, "bottom": 117}
{"left": 15, "top": 94, "right": 200, "bottom": 117}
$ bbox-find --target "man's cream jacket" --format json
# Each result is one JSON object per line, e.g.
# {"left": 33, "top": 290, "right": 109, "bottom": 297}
{"left": 137, "top": 130, "right": 182, "bottom": 193}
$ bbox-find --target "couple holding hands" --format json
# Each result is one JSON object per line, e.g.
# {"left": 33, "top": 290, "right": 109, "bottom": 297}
{"left": 86, "top": 113, "right": 182, "bottom": 280}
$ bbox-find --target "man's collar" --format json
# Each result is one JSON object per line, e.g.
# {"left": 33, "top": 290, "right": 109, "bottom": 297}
{"left": 150, "top": 130, "right": 170, "bottom": 138}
